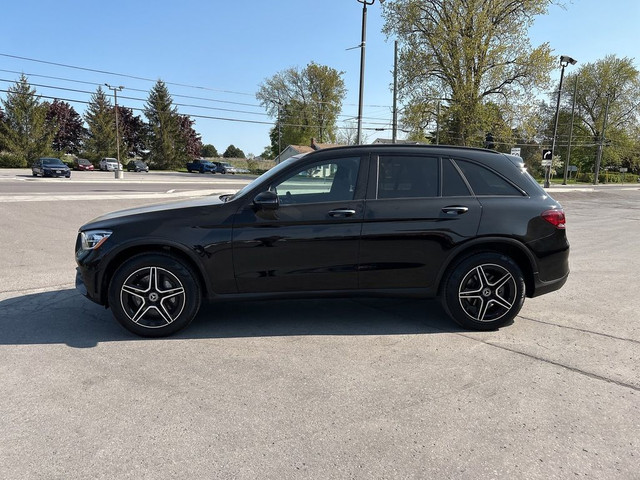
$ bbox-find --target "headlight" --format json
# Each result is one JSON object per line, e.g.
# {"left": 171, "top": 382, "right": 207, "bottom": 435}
{"left": 80, "top": 230, "right": 112, "bottom": 250}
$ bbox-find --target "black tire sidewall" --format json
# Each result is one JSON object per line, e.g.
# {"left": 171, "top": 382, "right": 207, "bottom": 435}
{"left": 108, "top": 253, "right": 201, "bottom": 337}
{"left": 442, "top": 252, "right": 525, "bottom": 330}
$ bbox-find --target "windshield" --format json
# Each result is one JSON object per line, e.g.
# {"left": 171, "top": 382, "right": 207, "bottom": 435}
{"left": 78, "top": 159, "right": 90, "bottom": 165}
{"left": 228, "top": 156, "right": 300, "bottom": 201}
{"left": 43, "top": 158, "right": 64, "bottom": 166}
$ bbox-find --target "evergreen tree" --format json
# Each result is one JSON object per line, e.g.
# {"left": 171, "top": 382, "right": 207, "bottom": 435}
{"left": 144, "top": 80, "right": 182, "bottom": 169}
{"left": 84, "top": 87, "right": 116, "bottom": 161}
{"left": 200, "top": 143, "right": 218, "bottom": 158}
{"left": 223, "top": 144, "right": 245, "bottom": 159}
{"left": 0, "top": 74, "right": 53, "bottom": 165}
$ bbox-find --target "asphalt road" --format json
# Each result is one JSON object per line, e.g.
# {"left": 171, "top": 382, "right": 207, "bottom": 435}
{"left": 0, "top": 171, "right": 638, "bottom": 479}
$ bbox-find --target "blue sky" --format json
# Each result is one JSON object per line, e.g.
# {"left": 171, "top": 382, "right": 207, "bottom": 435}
{"left": 1, "top": 0, "right": 638, "bottom": 156}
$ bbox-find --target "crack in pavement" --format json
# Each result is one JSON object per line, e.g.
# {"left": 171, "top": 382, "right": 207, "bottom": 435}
{"left": 519, "top": 315, "right": 640, "bottom": 344}
{"left": 457, "top": 332, "right": 640, "bottom": 392}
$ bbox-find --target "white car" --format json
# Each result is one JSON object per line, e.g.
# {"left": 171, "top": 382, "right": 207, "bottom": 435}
{"left": 99, "top": 157, "right": 123, "bottom": 171}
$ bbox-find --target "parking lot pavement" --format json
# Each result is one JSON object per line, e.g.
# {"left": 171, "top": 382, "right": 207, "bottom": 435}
{"left": 0, "top": 186, "right": 638, "bottom": 479}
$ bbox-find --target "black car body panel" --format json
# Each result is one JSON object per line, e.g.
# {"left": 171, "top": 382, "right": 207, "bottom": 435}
{"left": 76, "top": 145, "right": 569, "bottom": 335}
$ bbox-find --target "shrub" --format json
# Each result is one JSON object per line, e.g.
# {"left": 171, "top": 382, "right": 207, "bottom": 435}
{"left": 0, "top": 153, "right": 27, "bottom": 168}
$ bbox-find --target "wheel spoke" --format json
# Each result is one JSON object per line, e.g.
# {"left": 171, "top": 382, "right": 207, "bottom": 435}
{"left": 493, "top": 293, "right": 514, "bottom": 311}
{"left": 155, "top": 304, "right": 174, "bottom": 325}
{"left": 490, "top": 272, "right": 512, "bottom": 290}
{"left": 122, "top": 284, "right": 147, "bottom": 298}
{"left": 158, "top": 286, "right": 184, "bottom": 298}
{"left": 131, "top": 303, "right": 151, "bottom": 324}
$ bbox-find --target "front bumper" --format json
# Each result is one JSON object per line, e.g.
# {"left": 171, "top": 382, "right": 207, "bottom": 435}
{"left": 75, "top": 267, "right": 102, "bottom": 305}
{"left": 44, "top": 169, "right": 71, "bottom": 177}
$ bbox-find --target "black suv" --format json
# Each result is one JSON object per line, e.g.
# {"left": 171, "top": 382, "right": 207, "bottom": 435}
{"left": 75, "top": 145, "right": 569, "bottom": 337}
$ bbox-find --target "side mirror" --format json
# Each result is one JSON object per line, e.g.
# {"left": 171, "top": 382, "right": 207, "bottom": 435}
{"left": 253, "top": 191, "right": 279, "bottom": 210}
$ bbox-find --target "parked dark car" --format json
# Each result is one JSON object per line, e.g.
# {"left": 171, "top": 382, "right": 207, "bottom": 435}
{"left": 76, "top": 145, "right": 569, "bottom": 337}
{"left": 186, "top": 159, "right": 216, "bottom": 173}
{"left": 32, "top": 157, "right": 71, "bottom": 178}
{"left": 73, "top": 158, "right": 94, "bottom": 171}
{"left": 127, "top": 160, "right": 149, "bottom": 172}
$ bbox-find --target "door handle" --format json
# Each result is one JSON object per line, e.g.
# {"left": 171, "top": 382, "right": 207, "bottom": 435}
{"left": 442, "top": 206, "right": 469, "bottom": 215}
{"left": 328, "top": 209, "right": 356, "bottom": 218}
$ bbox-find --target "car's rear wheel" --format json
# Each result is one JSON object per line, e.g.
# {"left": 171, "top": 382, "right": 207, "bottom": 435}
{"left": 441, "top": 252, "right": 525, "bottom": 330}
{"left": 108, "top": 253, "right": 202, "bottom": 337}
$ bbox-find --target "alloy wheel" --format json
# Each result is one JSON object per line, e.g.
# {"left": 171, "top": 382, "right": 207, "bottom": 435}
{"left": 120, "top": 266, "right": 186, "bottom": 328}
{"left": 457, "top": 263, "right": 517, "bottom": 322}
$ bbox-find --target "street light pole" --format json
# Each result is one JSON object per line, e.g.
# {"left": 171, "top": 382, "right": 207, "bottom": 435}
{"left": 547, "top": 55, "right": 576, "bottom": 188}
{"left": 356, "top": 0, "right": 383, "bottom": 145}
{"left": 562, "top": 75, "right": 579, "bottom": 185}
{"left": 105, "top": 84, "right": 125, "bottom": 179}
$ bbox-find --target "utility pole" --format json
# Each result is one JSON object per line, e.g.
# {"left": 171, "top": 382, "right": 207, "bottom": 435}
{"left": 105, "top": 84, "right": 125, "bottom": 179}
{"left": 436, "top": 102, "right": 440, "bottom": 145}
{"left": 277, "top": 102, "right": 282, "bottom": 162}
{"left": 593, "top": 92, "right": 612, "bottom": 185}
{"left": 392, "top": 40, "right": 398, "bottom": 144}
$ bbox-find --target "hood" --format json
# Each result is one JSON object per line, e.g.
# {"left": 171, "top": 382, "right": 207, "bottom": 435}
{"left": 81, "top": 194, "right": 226, "bottom": 228}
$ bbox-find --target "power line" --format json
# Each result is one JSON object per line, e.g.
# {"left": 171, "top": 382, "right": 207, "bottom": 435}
{"left": 0, "top": 77, "right": 394, "bottom": 126}
{"left": 0, "top": 52, "right": 256, "bottom": 97}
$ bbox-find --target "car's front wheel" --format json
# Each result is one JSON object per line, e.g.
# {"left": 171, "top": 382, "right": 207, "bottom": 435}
{"left": 441, "top": 252, "right": 525, "bottom": 330}
{"left": 108, "top": 253, "right": 202, "bottom": 337}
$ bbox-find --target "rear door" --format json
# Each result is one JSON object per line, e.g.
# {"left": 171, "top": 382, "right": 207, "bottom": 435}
{"left": 359, "top": 154, "right": 482, "bottom": 291}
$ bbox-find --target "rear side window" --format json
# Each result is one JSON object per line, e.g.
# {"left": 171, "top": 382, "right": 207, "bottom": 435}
{"left": 378, "top": 155, "right": 438, "bottom": 198}
{"left": 442, "top": 159, "right": 471, "bottom": 196}
{"left": 454, "top": 159, "right": 523, "bottom": 196}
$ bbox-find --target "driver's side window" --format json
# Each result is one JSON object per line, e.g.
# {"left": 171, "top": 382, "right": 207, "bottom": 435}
{"left": 273, "top": 157, "right": 360, "bottom": 205}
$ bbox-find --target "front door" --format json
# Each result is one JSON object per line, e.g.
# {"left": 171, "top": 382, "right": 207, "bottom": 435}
{"left": 232, "top": 156, "right": 365, "bottom": 293}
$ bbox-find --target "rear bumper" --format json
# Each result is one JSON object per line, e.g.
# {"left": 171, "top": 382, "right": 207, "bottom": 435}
{"left": 530, "top": 270, "right": 569, "bottom": 297}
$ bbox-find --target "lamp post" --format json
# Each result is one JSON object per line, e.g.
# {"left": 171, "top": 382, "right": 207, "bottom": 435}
{"left": 105, "top": 84, "right": 125, "bottom": 179}
{"left": 562, "top": 75, "right": 578, "bottom": 185}
{"left": 546, "top": 55, "right": 577, "bottom": 188}
{"left": 356, "top": 0, "right": 383, "bottom": 145}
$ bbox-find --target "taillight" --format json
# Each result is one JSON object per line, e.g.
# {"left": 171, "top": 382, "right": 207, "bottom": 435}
{"left": 541, "top": 209, "right": 566, "bottom": 229}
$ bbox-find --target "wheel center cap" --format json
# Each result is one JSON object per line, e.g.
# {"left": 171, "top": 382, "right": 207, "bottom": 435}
{"left": 149, "top": 292, "right": 159, "bottom": 302}
{"left": 482, "top": 288, "right": 492, "bottom": 297}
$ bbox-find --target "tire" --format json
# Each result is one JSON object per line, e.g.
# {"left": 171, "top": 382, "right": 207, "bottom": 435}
{"left": 108, "top": 253, "right": 202, "bottom": 337}
{"left": 441, "top": 252, "right": 525, "bottom": 330}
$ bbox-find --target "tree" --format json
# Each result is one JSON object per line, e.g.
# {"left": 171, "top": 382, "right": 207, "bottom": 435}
{"left": 562, "top": 55, "right": 640, "bottom": 172}
{"left": 223, "top": 144, "right": 245, "bottom": 158}
{"left": 84, "top": 86, "right": 116, "bottom": 161}
{"left": 201, "top": 144, "right": 218, "bottom": 158}
{"left": 116, "top": 106, "right": 147, "bottom": 158}
{"left": 47, "top": 100, "right": 86, "bottom": 155}
{"left": 177, "top": 114, "right": 202, "bottom": 161}
{"left": 383, "top": 0, "right": 554, "bottom": 146}
{"left": 144, "top": 80, "right": 183, "bottom": 169}
{"left": 0, "top": 74, "right": 53, "bottom": 165}
{"left": 257, "top": 62, "right": 346, "bottom": 155}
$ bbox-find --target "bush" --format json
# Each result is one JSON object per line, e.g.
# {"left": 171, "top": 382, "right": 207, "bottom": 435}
{"left": 0, "top": 153, "right": 27, "bottom": 168}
